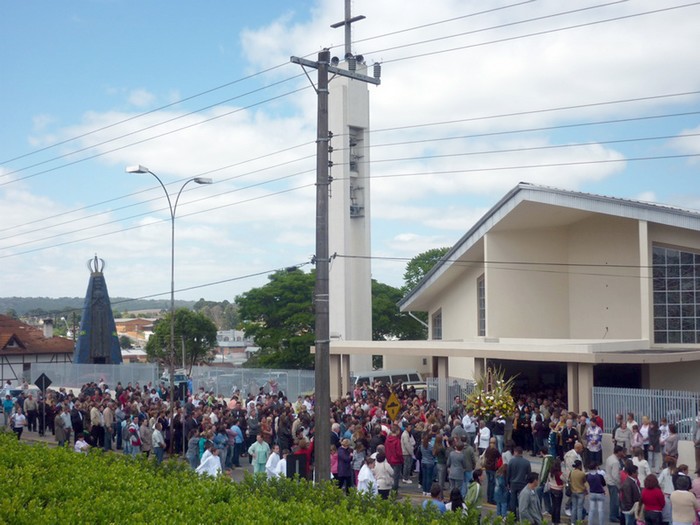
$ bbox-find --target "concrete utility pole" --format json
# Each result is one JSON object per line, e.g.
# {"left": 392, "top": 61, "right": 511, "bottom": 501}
{"left": 291, "top": 42, "right": 380, "bottom": 483}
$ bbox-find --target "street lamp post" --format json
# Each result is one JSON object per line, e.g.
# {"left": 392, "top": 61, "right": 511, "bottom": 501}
{"left": 126, "top": 164, "right": 212, "bottom": 454}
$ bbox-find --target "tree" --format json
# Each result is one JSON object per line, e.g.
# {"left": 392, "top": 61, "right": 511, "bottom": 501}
{"left": 119, "top": 335, "right": 132, "bottom": 349}
{"left": 236, "top": 269, "right": 316, "bottom": 369}
{"left": 145, "top": 309, "right": 218, "bottom": 373}
{"left": 402, "top": 247, "right": 451, "bottom": 293}
{"left": 194, "top": 299, "right": 239, "bottom": 330}
{"left": 372, "top": 280, "right": 427, "bottom": 341}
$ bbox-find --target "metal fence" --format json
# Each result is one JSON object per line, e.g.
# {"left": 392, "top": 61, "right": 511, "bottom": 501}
{"left": 592, "top": 386, "right": 700, "bottom": 440}
{"left": 29, "top": 363, "right": 315, "bottom": 402}
{"left": 427, "top": 377, "right": 477, "bottom": 413}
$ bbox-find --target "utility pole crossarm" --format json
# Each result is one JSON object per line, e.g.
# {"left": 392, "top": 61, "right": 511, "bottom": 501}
{"left": 290, "top": 56, "right": 380, "bottom": 85}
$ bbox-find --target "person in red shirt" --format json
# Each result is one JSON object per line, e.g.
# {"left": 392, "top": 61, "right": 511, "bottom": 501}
{"left": 385, "top": 424, "right": 404, "bottom": 492}
{"left": 641, "top": 473, "right": 665, "bottom": 525}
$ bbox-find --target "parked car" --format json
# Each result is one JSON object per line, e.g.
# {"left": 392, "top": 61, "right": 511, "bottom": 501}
{"left": 674, "top": 416, "right": 700, "bottom": 441}
{"left": 0, "top": 386, "right": 41, "bottom": 413}
{"left": 160, "top": 369, "right": 189, "bottom": 389}
{"left": 352, "top": 369, "right": 427, "bottom": 391}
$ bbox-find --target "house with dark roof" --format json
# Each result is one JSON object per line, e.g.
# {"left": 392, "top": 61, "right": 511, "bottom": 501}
{"left": 329, "top": 183, "right": 700, "bottom": 412}
{"left": 0, "top": 315, "right": 73, "bottom": 385}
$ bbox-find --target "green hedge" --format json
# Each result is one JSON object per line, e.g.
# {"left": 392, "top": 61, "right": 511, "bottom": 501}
{"left": 0, "top": 432, "right": 491, "bottom": 524}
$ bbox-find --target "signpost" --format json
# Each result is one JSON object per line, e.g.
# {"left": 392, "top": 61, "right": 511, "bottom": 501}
{"left": 386, "top": 392, "right": 401, "bottom": 421}
{"left": 35, "top": 373, "right": 52, "bottom": 436}
{"left": 35, "top": 373, "right": 52, "bottom": 392}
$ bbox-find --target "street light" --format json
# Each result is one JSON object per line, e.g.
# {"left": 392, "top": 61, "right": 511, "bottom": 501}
{"left": 126, "top": 164, "right": 212, "bottom": 454}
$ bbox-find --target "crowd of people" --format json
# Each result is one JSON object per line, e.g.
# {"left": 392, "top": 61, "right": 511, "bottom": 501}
{"left": 4, "top": 376, "right": 700, "bottom": 524}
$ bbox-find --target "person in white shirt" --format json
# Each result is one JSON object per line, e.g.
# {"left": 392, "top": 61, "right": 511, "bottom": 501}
{"left": 196, "top": 445, "right": 222, "bottom": 477}
{"left": 74, "top": 433, "right": 90, "bottom": 454}
{"left": 462, "top": 410, "right": 477, "bottom": 445}
{"left": 476, "top": 420, "right": 491, "bottom": 454}
{"left": 275, "top": 449, "right": 289, "bottom": 478}
{"left": 266, "top": 444, "right": 281, "bottom": 479}
{"left": 152, "top": 423, "right": 166, "bottom": 464}
{"left": 357, "top": 456, "right": 378, "bottom": 495}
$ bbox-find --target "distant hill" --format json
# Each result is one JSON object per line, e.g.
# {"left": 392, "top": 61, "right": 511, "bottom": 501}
{"left": 0, "top": 297, "right": 195, "bottom": 316}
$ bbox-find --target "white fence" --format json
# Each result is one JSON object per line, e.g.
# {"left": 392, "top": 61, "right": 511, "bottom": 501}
{"left": 29, "top": 363, "right": 315, "bottom": 402}
{"left": 592, "top": 386, "right": 700, "bottom": 440}
{"left": 28, "top": 363, "right": 479, "bottom": 412}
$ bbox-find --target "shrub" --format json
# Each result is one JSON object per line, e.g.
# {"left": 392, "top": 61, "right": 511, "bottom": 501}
{"left": 0, "top": 432, "right": 490, "bottom": 524}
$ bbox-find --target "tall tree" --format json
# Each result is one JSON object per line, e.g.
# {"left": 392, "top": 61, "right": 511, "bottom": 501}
{"left": 236, "top": 269, "right": 316, "bottom": 369}
{"left": 145, "top": 308, "right": 218, "bottom": 373}
{"left": 402, "top": 247, "right": 451, "bottom": 293}
{"left": 372, "top": 280, "right": 427, "bottom": 341}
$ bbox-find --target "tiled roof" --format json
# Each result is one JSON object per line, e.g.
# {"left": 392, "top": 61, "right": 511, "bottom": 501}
{"left": 0, "top": 315, "right": 74, "bottom": 355}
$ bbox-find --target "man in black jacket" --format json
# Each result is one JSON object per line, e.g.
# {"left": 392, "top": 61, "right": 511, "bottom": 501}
{"left": 70, "top": 402, "right": 84, "bottom": 444}
{"left": 620, "top": 464, "right": 641, "bottom": 525}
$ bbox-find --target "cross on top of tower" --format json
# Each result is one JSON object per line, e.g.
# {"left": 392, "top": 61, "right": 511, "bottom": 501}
{"left": 330, "top": 0, "right": 366, "bottom": 57}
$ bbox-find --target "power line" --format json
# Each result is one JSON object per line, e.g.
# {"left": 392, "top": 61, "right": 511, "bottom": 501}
{"left": 4, "top": 2, "right": 535, "bottom": 169}
{"left": 1, "top": 128, "right": 697, "bottom": 248}
{"left": 3, "top": 145, "right": 699, "bottom": 256}
{"left": 0, "top": 86, "right": 311, "bottom": 187}
{"left": 332, "top": 152, "right": 700, "bottom": 183}
{"left": 0, "top": 62, "right": 292, "bottom": 166}
{"left": 368, "top": 110, "right": 700, "bottom": 150}
{"left": 0, "top": 153, "right": 316, "bottom": 242}
{"left": 350, "top": 0, "right": 536, "bottom": 46}
{"left": 0, "top": 182, "right": 315, "bottom": 260}
{"left": 369, "top": 0, "right": 629, "bottom": 57}
{"left": 359, "top": 131, "right": 700, "bottom": 166}
{"left": 370, "top": 90, "right": 700, "bottom": 135}
{"left": 4, "top": 91, "right": 696, "bottom": 236}
{"left": 381, "top": 2, "right": 700, "bottom": 64}
{"left": 46, "top": 260, "right": 313, "bottom": 317}
{"left": 0, "top": 140, "right": 315, "bottom": 235}
{"left": 5, "top": 4, "right": 694, "bottom": 187}
{"left": 334, "top": 253, "right": 660, "bottom": 281}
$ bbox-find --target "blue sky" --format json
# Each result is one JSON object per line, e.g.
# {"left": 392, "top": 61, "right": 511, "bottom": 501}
{"left": 2, "top": 0, "right": 700, "bottom": 302}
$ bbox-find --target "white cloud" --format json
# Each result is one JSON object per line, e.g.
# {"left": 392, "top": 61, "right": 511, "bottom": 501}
{"left": 127, "top": 88, "right": 156, "bottom": 108}
{"left": 5, "top": 0, "right": 700, "bottom": 300}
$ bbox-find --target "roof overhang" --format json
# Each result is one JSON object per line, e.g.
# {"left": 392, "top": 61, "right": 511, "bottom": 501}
{"left": 328, "top": 338, "right": 700, "bottom": 365}
{"left": 399, "top": 182, "right": 700, "bottom": 311}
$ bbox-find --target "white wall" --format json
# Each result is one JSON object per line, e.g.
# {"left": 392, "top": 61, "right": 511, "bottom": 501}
{"left": 568, "top": 215, "right": 642, "bottom": 339}
{"left": 486, "top": 227, "right": 570, "bottom": 338}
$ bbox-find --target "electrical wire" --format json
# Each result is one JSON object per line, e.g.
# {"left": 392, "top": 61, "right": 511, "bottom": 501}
{"left": 0, "top": 139, "right": 315, "bottom": 235}
{"left": 368, "top": 0, "right": 630, "bottom": 57}
{"left": 5, "top": 3, "right": 696, "bottom": 187}
{"left": 0, "top": 85, "right": 311, "bottom": 187}
{"left": 1, "top": 126, "right": 698, "bottom": 248}
{"left": 40, "top": 260, "right": 313, "bottom": 317}
{"left": 381, "top": 2, "right": 700, "bottom": 64}
{"left": 0, "top": 182, "right": 315, "bottom": 260}
{"left": 3, "top": 93, "right": 697, "bottom": 237}
{"left": 0, "top": 61, "right": 293, "bottom": 166}
{"left": 2, "top": 1, "right": 537, "bottom": 168}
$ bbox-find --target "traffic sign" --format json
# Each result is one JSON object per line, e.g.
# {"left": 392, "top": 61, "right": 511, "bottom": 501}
{"left": 386, "top": 392, "right": 401, "bottom": 421}
{"left": 35, "top": 373, "right": 52, "bottom": 392}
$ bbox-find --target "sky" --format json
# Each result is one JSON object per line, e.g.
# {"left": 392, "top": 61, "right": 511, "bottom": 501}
{"left": 2, "top": 0, "right": 700, "bottom": 303}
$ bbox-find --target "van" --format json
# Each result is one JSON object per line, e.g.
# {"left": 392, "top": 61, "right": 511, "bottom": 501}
{"left": 352, "top": 369, "right": 426, "bottom": 390}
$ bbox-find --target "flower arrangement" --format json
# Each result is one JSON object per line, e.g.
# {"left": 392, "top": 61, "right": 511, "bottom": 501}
{"left": 465, "top": 367, "right": 516, "bottom": 421}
